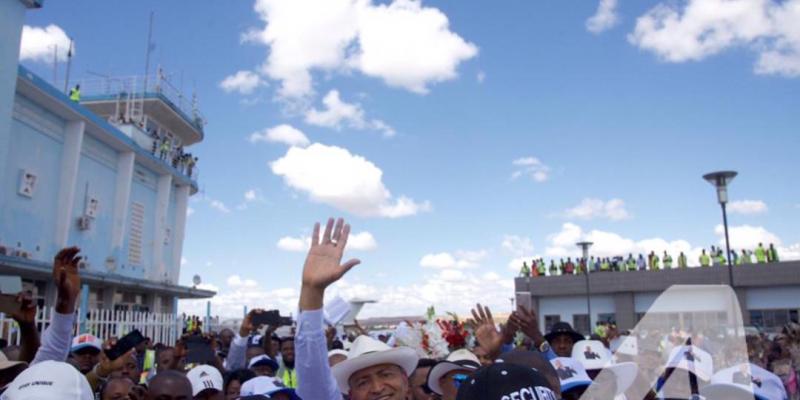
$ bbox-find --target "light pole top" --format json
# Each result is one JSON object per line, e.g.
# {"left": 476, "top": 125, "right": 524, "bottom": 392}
{"left": 576, "top": 241, "right": 594, "bottom": 249}
{"left": 703, "top": 171, "right": 738, "bottom": 204}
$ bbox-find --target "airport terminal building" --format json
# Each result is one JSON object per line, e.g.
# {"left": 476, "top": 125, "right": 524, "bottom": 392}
{"left": 0, "top": 0, "right": 214, "bottom": 314}
{"left": 514, "top": 262, "right": 800, "bottom": 335}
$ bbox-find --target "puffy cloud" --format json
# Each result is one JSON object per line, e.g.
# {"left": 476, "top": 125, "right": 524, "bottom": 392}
{"left": 544, "top": 222, "right": 703, "bottom": 265}
{"left": 219, "top": 70, "right": 265, "bottom": 95}
{"left": 226, "top": 275, "right": 258, "bottom": 288}
{"left": 180, "top": 275, "right": 298, "bottom": 318}
{"left": 728, "top": 200, "right": 768, "bottom": 215}
{"left": 511, "top": 157, "right": 551, "bottom": 182}
{"left": 305, "top": 90, "right": 396, "bottom": 137}
{"left": 419, "top": 249, "right": 487, "bottom": 269}
{"left": 276, "top": 236, "right": 311, "bottom": 252}
{"left": 507, "top": 255, "right": 541, "bottom": 271}
{"left": 277, "top": 231, "right": 377, "bottom": 251}
{"left": 244, "top": 190, "right": 258, "bottom": 202}
{"left": 628, "top": 0, "right": 800, "bottom": 77}
{"left": 245, "top": 0, "right": 477, "bottom": 98}
{"left": 714, "top": 224, "right": 781, "bottom": 249}
{"left": 270, "top": 143, "right": 430, "bottom": 218}
{"left": 249, "top": 124, "right": 310, "bottom": 147}
{"left": 20, "top": 25, "right": 72, "bottom": 63}
{"left": 586, "top": 0, "right": 620, "bottom": 34}
{"left": 501, "top": 235, "right": 534, "bottom": 256}
{"left": 563, "top": 198, "right": 631, "bottom": 221}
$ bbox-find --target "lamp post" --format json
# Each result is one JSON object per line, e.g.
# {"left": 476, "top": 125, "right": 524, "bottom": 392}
{"left": 703, "top": 171, "right": 737, "bottom": 287}
{"left": 576, "top": 241, "right": 594, "bottom": 332}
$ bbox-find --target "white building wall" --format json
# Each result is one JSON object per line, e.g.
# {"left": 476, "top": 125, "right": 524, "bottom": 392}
{"left": 538, "top": 295, "right": 615, "bottom": 328}
{"left": 746, "top": 287, "right": 800, "bottom": 310}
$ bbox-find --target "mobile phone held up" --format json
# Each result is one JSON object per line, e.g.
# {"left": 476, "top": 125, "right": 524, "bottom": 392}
{"left": 185, "top": 335, "right": 216, "bottom": 365}
{"left": 251, "top": 309, "right": 292, "bottom": 327}
{"left": 106, "top": 330, "right": 146, "bottom": 360}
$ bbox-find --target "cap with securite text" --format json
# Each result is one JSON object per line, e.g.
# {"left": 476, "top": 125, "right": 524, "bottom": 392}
{"left": 456, "top": 363, "right": 558, "bottom": 400}
{"left": 0, "top": 360, "right": 93, "bottom": 400}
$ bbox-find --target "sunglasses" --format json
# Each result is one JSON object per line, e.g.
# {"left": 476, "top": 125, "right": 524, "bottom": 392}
{"left": 452, "top": 373, "right": 470, "bottom": 388}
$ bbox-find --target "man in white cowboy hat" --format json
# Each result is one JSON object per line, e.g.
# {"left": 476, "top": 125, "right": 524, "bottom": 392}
{"left": 295, "top": 218, "right": 421, "bottom": 400}
{"left": 571, "top": 340, "right": 638, "bottom": 400}
{"left": 425, "top": 349, "right": 481, "bottom": 400}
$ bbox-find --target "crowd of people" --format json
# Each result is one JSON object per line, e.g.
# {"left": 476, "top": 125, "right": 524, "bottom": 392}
{"left": 518, "top": 243, "right": 783, "bottom": 277}
{"left": 149, "top": 131, "right": 198, "bottom": 179}
{"left": 0, "top": 219, "right": 797, "bottom": 399}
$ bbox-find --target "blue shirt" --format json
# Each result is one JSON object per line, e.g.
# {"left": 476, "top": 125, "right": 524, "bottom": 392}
{"left": 295, "top": 309, "right": 342, "bottom": 400}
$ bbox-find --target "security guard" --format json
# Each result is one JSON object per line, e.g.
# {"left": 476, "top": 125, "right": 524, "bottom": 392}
{"left": 69, "top": 84, "right": 81, "bottom": 102}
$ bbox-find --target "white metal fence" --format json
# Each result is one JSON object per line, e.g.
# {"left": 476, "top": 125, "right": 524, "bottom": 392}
{"left": 0, "top": 308, "right": 183, "bottom": 346}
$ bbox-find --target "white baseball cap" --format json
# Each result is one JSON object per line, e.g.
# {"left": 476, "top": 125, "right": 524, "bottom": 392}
{"left": 426, "top": 349, "right": 481, "bottom": 395}
{"left": 70, "top": 334, "right": 102, "bottom": 353}
{"left": 1, "top": 360, "right": 93, "bottom": 400}
{"left": 609, "top": 335, "right": 638, "bottom": 358}
{"left": 571, "top": 340, "right": 638, "bottom": 396}
{"left": 701, "top": 363, "right": 788, "bottom": 400}
{"left": 665, "top": 344, "right": 714, "bottom": 382}
{"left": 550, "top": 357, "right": 592, "bottom": 394}
{"left": 186, "top": 365, "right": 223, "bottom": 396}
{"left": 240, "top": 376, "right": 300, "bottom": 400}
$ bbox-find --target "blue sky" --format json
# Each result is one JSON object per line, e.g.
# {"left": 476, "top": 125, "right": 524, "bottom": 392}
{"left": 20, "top": 0, "right": 800, "bottom": 317}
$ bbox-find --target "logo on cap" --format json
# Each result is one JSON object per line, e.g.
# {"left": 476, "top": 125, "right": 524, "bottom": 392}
{"left": 583, "top": 346, "right": 601, "bottom": 360}
{"left": 732, "top": 371, "right": 762, "bottom": 388}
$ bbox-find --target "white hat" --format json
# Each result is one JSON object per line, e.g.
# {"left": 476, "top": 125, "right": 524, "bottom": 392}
{"left": 70, "top": 333, "right": 102, "bottom": 353}
{"left": 1, "top": 360, "right": 92, "bottom": 400}
{"left": 240, "top": 376, "right": 300, "bottom": 400}
{"left": 571, "top": 340, "right": 638, "bottom": 396}
{"left": 248, "top": 354, "right": 280, "bottom": 371}
{"left": 700, "top": 363, "right": 787, "bottom": 400}
{"left": 328, "top": 349, "right": 348, "bottom": 358}
{"left": 426, "top": 349, "right": 481, "bottom": 395}
{"left": 550, "top": 357, "right": 592, "bottom": 394}
{"left": 0, "top": 351, "right": 26, "bottom": 371}
{"left": 666, "top": 344, "right": 714, "bottom": 381}
{"left": 186, "top": 365, "right": 223, "bottom": 396}
{"left": 609, "top": 335, "right": 638, "bottom": 358}
{"left": 331, "top": 335, "right": 419, "bottom": 393}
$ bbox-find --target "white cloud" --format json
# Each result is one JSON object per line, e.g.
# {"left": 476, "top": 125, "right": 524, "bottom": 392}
{"left": 501, "top": 235, "right": 534, "bottom": 256}
{"left": 507, "top": 255, "right": 541, "bottom": 271}
{"left": 419, "top": 249, "right": 486, "bottom": 269}
{"left": 348, "top": 231, "right": 378, "bottom": 251}
{"left": 245, "top": 0, "right": 477, "bottom": 98}
{"left": 187, "top": 207, "right": 195, "bottom": 217}
{"left": 219, "top": 70, "right": 265, "bottom": 95}
{"left": 586, "top": 0, "right": 620, "bottom": 34}
{"left": 277, "top": 231, "right": 377, "bottom": 252}
{"left": 305, "top": 90, "right": 396, "bottom": 137}
{"left": 20, "top": 25, "right": 71, "bottom": 63}
{"left": 244, "top": 190, "right": 258, "bottom": 202}
{"left": 628, "top": 0, "right": 800, "bottom": 77}
{"left": 181, "top": 275, "right": 299, "bottom": 319}
{"left": 270, "top": 143, "right": 430, "bottom": 218}
{"left": 728, "top": 200, "right": 768, "bottom": 215}
{"left": 249, "top": 124, "right": 310, "bottom": 147}
{"left": 511, "top": 157, "right": 551, "bottom": 182}
{"left": 226, "top": 275, "right": 259, "bottom": 288}
{"left": 544, "top": 222, "right": 703, "bottom": 265}
{"left": 209, "top": 200, "right": 231, "bottom": 214}
{"left": 714, "top": 224, "right": 781, "bottom": 250}
{"left": 181, "top": 257, "right": 189, "bottom": 267}
{"left": 277, "top": 236, "right": 311, "bottom": 252}
{"left": 563, "top": 198, "right": 631, "bottom": 221}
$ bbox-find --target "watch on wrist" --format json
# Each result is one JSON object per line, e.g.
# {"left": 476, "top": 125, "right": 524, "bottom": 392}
{"left": 538, "top": 341, "right": 551, "bottom": 353}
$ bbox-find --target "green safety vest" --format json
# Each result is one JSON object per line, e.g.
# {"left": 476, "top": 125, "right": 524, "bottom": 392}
{"left": 700, "top": 254, "right": 710, "bottom": 267}
{"left": 520, "top": 264, "right": 530, "bottom": 277}
{"left": 600, "top": 261, "right": 610, "bottom": 271}
{"left": 627, "top": 259, "right": 637, "bottom": 271}
{"left": 69, "top": 88, "right": 80, "bottom": 102}
{"left": 536, "top": 262, "right": 546, "bottom": 274}
{"left": 651, "top": 256, "right": 660, "bottom": 270}
{"left": 755, "top": 247, "right": 766, "bottom": 263}
{"left": 716, "top": 253, "right": 726, "bottom": 265}
{"left": 282, "top": 368, "right": 297, "bottom": 388}
{"left": 678, "top": 255, "right": 687, "bottom": 268}
{"left": 663, "top": 255, "right": 672, "bottom": 268}
{"left": 768, "top": 248, "right": 779, "bottom": 262}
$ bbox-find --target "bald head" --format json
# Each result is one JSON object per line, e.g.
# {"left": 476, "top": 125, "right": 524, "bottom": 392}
{"left": 148, "top": 370, "right": 192, "bottom": 400}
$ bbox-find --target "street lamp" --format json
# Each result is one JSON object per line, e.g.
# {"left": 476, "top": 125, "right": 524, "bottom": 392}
{"left": 576, "top": 241, "right": 594, "bottom": 333}
{"left": 703, "top": 170, "right": 737, "bottom": 287}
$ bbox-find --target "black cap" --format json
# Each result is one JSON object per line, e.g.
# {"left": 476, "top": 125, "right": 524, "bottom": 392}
{"left": 544, "top": 322, "right": 585, "bottom": 344}
{"left": 456, "top": 363, "right": 558, "bottom": 400}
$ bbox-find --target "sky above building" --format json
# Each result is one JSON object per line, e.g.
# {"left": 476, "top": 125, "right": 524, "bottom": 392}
{"left": 19, "top": 0, "right": 800, "bottom": 318}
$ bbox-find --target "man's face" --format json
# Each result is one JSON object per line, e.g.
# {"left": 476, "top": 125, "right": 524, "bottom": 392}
{"left": 71, "top": 348, "right": 101, "bottom": 373}
{"left": 225, "top": 379, "right": 242, "bottom": 400}
{"left": 551, "top": 335, "right": 575, "bottom": 357}
{"left": 157, "top": 349, "right": 176, "bottom": 372}
{"left": 111, "top": 355, "right": 140, "bottom": 382}
{"left": 439, "top": 369, "right": 471, "bottom": 400}
{"left": 102, "top": 378, "right": 134, "bottom": 400}
{"left": 251, "top": 364, "right": 275, "bottom": 377}
{"left": 348, "top": 363, "right": 409, "bottom": 400}
{"left": 280, "top": 340, "right": 295, "bottom": 364}
{"left": 409, "top": 366, "right": 433, "bottom": 400}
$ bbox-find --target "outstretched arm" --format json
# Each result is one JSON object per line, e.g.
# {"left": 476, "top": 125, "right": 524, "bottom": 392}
{"left": 296, "top": 218, "right": 360, "bottom": 400}
{"left": 32, "top": 247, "right": 82, "bottom": 365}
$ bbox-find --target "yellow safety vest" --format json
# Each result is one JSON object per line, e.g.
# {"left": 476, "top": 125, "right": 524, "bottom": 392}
{"left": 69, "top": 88, "right": 81, "bottom": 102}
{"left": 282, "top": 368, "right": 297, "bottom": 388}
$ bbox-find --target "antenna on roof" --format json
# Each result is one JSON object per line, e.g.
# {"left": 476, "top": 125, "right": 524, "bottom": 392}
{"left": 143, "top": 11, "right": 155, "bottom": 92}
{"left": 63, "top": 39, "right": 74, "bottom": 93}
